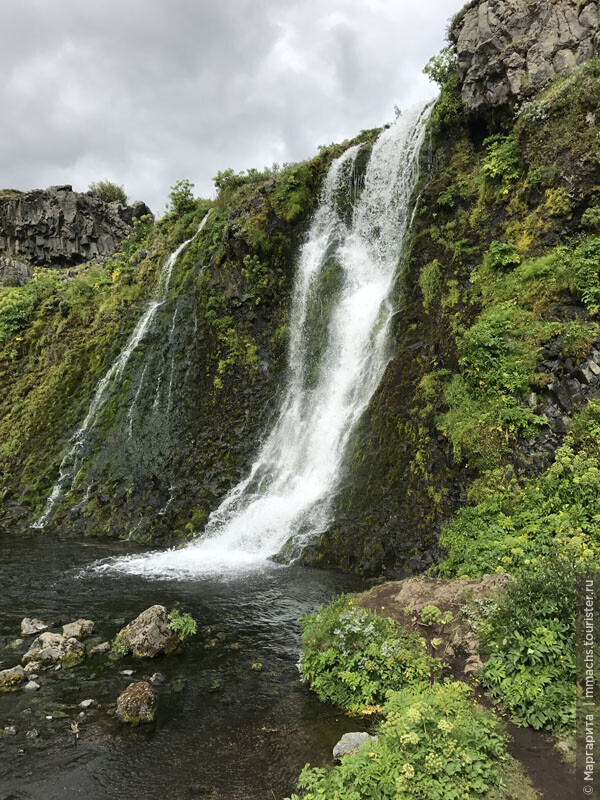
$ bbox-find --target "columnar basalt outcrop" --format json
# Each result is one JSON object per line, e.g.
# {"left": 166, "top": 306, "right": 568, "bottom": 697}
{"left": 450, "top": 0, "right": 600, "bottom": 117}
{"left": 0, "top": 185, "right": 152, "bottom": 268}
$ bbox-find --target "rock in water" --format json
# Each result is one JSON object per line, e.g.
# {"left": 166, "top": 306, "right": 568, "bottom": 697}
{"left": 116, "top": 681, "right": 157, "bottom": 725}
{"left": 117, "top": 605, "right": 178, "bottom": 658}
{"left": 24, "top": 680, "right": 40, "bottom": 692}
{"left": 22, "top": 631, "right": 85, "bottom": 667}
{"left": 0, "top": 665, "right": 26, "bottom": 692}
{"left": 89, "top": 641, "right": 110, "bottom": 655}
{"left": 333, "top": 732, "right": 378, "bottom": 761}
{"left": 20, "top": 618, "right": 48, "bottom": 636}
{"left": 62, "top": 619, "right": 95, "bottom": 639}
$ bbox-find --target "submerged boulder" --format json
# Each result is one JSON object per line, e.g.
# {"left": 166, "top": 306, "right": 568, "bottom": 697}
{"left": 116, "top": 681, "right": 157, "bottom": 725}
{"left": 0, "top": 665, "right": 26, "bottom": 692}
{"left": 116, "top": 605, "right": 178, "bottom": 658}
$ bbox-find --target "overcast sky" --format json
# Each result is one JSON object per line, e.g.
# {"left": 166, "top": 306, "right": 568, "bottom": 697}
{"left": 1, "top": 0, "right": 459, "bottom": 212}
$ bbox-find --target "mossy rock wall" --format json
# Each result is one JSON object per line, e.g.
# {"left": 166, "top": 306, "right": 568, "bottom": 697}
{"left": 305, "top": 59, "right": 600, "bottom": 574}
{"left": 0, "top": 132, "right": 379, "bottom": 543}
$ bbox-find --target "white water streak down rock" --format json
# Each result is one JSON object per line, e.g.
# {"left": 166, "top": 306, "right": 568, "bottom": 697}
{"left": 106, "top": 103, "right": 432, "bottom": 578}
{"left": 33, "top": 212, "right": 212, "bottom": 528}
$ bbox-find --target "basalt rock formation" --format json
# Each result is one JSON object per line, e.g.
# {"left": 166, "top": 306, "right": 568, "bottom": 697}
{"left": 449, "top": 0, "right": 600, "bottom": 119}
{"left": 0, "top": 185, "right": 152, "bottom": 269}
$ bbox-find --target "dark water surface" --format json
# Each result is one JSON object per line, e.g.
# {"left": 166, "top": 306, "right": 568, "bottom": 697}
{"left": 0, "top": 533, "right": 362, "bottom": 799}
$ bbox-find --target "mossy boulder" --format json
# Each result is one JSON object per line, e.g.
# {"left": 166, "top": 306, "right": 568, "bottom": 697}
{"left": 116, "top": 681, "right": 157, "bottom": 725}
{"left": 116, "top": 605, "right": 178, "bottom": 658}
{"left": 0, "top": 665, "right": 25, "bottom": 692}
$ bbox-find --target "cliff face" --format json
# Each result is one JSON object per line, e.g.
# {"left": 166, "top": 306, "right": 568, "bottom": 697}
{"left": 305, "top": 8, "right": 600, "bottom": 573}
{"left": 449, "top": 0, "right": 600, "bottom": 119}
{"left": 0, "top": 185, "right": 152, "bottom": 269}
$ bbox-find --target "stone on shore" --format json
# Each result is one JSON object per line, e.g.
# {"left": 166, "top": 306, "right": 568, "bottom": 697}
{"left": 333, "top": 732, "right": 378, "bottom": 761}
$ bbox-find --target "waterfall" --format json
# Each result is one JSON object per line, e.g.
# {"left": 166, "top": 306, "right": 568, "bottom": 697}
{"left": 33, "top": 213, "right": 212, "bottom": 529}
{"left": 105, "top": 102, "right": 431, "bottom": 577}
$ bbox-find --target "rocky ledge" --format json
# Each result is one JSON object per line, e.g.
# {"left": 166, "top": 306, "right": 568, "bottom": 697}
{"left": 0, "top": 185, "right": 153, "bottom": 270}
{"left": 450, "top": 0, "right": 600, "bottom": 118}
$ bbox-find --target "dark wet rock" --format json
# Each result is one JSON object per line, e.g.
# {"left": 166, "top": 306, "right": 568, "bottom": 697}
{"left": 0, "top": 665, "right": 26, "bottom": 692}
{"left": 62, "top": 619, "right": 94, "bottom": 640}
{"left": 20, "top": 618, "right": 48, "bottom": 636}
{"left": 116, "top": 681, "right": 157, "bottom": 725}
{"left": 333, "top": 732, "right": 378, "bottom": 761}
{"left": 117, "top": 605, "right": 178, "bottom": 658}
{"left": 0, "top": 255, "right": 33, "bottom": 286}
{"left": 0, "top": 185, "right": 153, "bottom": 269}
{"left": 450, "top": 0, "right": 600, "bottom": 119}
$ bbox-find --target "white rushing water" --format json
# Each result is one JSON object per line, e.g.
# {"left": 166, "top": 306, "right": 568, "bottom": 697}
{"left": 33, "top": 213, "right": 212, "bottom": 529}
{"left": 99, "top": 104, "right": 431, "bottom": 577}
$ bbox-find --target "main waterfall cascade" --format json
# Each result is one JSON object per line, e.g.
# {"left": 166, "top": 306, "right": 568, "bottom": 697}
{"left": 33, "top": 212, "right": 212, "bottom": 530}
{"left": 105, "top": 102, "right": 431, "bottom": 577}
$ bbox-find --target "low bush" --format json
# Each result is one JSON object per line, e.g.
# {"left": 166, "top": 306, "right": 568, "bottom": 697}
{"left": 286, "top": 681, "right": 508, "bottom": 800}
{"left": 476, "top": 558, "right": 585, "bottom": 732}
{"left": 298, "top": 595, "right": 438, "bottom": 714}
{"left": 88, "top": 180, "right": 128, "bottom": 205}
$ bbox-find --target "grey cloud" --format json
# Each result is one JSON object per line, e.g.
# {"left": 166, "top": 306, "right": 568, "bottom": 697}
{"left": 1, "top": 0, "right": 459, "bottom": 212}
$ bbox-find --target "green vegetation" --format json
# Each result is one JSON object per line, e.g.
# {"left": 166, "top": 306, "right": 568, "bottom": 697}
{"left": 286, "top": 680, "right": 527, "bottom": 800}
{"left": 298, "top": 595, "right": 438, "bottom": 714}
{"left": 110, "top": 634, "right": 129, "bottom": 658}
{"left": 88, "top": 180, "right": 128, "bottom": 205}
{"left": 475, "top": 558, "right": 582, "bottom": 732}
{"left": 168, "top": 609, "right": 197, "bottom": 640}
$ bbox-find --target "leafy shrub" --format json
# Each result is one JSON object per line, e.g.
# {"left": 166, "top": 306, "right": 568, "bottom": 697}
{"left": 439, "top": 400, "right": 600, "bottom": 577}
{"left": 298, "top": 595, "right": 437, "bottom": 713}
{"left": 167, "top": 179, "right": 197, "bottom": 217}
{"left": 0, "top": 273, "right": 57, "bottom": 344}
{"left": 568, "top": 236, "right": 600, "bottom": 313}
{"left": 88, "top": 180, "right": 128, "bottom": 205}
{"left": 110, "top": 634, "right": 129, "bottom": 658}
{"left": 481, "top": 135, "right": 521, "bottom": 191}
{"left": 485, "top": 241, "right": 521, "bottom": 271}
{"left": 168, "top": 609, "right": 197, "bottom": 640}
{"left": 418, "top": 259, "right": 442, "bottom": 311}
{"left": 423, "top": 47, "right": 463, "bottom": 133}
{"left": 477, "top": 558, "right": 584, "bottom": 731}
{"left": 581, "top": 205, "right": 600, "bottom": 232}
{"left": 286, "top": 682, "right": 507, "bottom": 800}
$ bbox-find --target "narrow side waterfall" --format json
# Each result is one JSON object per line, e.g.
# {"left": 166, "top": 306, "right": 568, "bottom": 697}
{"left": 33, "top": 213, "right": 211, "bottom": 529}
{"left": 107, "top": 103, "right": 431, "bottom": 577}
